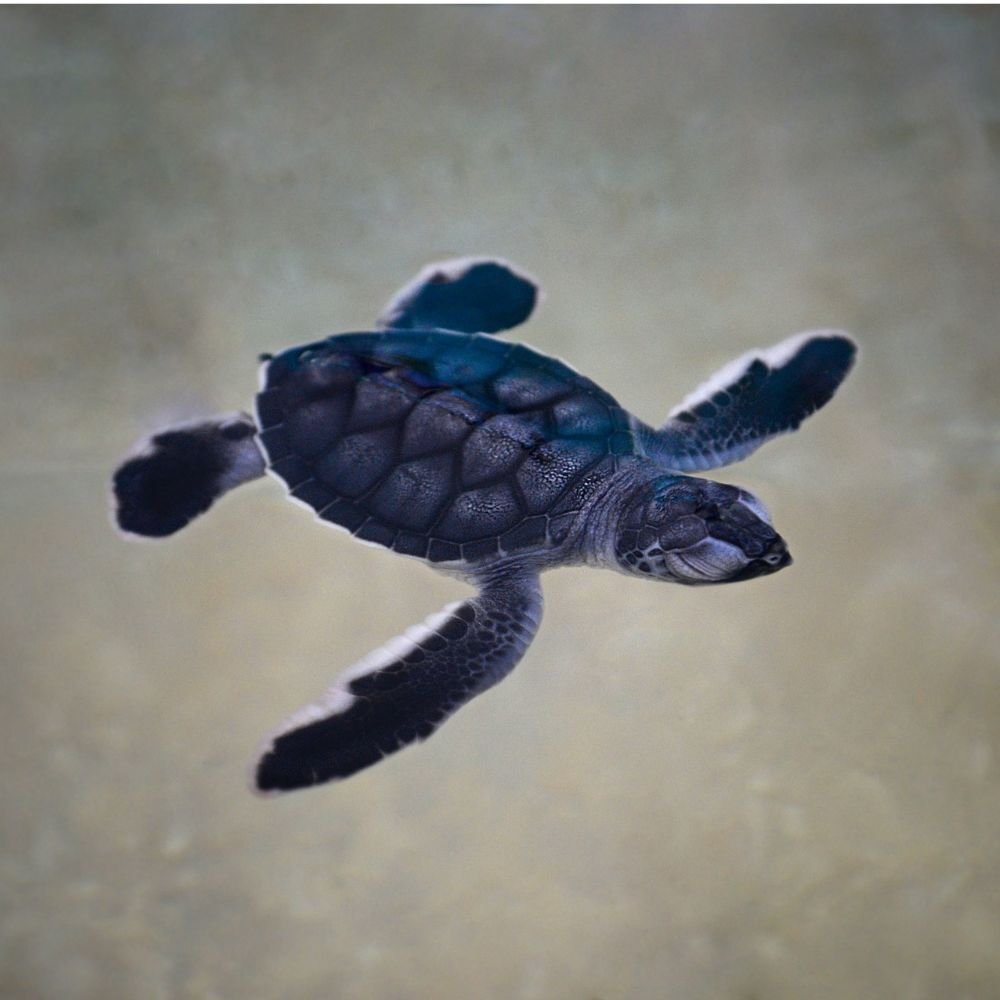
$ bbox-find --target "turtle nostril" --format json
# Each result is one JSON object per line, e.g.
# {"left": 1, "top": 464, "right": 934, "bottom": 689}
{"left": 761, "top": 538, "right": 790, "bottom": 566}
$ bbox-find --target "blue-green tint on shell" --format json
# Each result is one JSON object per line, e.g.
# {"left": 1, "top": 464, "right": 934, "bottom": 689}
{"left": 256, "top": 330, "right": 636, "bottom": 563}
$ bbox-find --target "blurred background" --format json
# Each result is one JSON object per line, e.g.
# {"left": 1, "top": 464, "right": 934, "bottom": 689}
{"left": 2, "top": 7, "right": 998, "bottom": 999}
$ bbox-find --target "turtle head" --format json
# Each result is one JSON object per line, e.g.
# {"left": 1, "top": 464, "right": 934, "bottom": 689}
{"left": 614, "top": 476, "right": 791, "bottom": 585}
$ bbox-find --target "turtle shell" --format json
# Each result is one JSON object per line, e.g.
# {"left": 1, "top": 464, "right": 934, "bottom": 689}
{"left": 255, "top": 331, "right": 636, "bottom": 565}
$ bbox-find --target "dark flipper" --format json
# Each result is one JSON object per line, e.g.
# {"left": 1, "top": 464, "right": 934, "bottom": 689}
{"left": 112, "top": 413, "right": 265, "bottom": 538}
{"left": 254, "top": 572, "right": 543, "bottom": 793}
{"left": 375, "top": 257, "right": 539, "bottom": 335}
{"left": 645, "top": 331, "right": 857, "bottom": 472}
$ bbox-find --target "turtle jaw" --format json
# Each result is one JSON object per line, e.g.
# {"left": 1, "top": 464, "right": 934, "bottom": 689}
{"left": 660, "top": 534, "right": 791, "bottom": 585}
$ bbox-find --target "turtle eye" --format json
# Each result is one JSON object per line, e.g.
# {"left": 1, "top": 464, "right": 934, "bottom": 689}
{"left": 738, "top": 491, "right": 772, "bottom": 525}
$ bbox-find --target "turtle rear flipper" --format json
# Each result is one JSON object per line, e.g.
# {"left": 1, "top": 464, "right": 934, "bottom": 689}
{"left": 112, "top": 413, "right": 264, "bottom": 538}
{"left": 644, "top": 330, "right": 857, "bottom": 472}
{"left": 254, "top": 572, "right": 543, "bottom": 793}
{"left": 376, "top": 257, "right": 539, "bottom": 335}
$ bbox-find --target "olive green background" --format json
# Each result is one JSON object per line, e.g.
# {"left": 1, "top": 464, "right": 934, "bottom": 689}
{"left": 2, "top": 7, "right": 998, "bottom": 999}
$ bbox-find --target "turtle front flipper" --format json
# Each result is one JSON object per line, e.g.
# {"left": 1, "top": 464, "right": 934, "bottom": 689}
{"left": 254, "top": 572, "right": 543, "bottom": 793}
{"left": 643, "top": 331, "right": 857, "bottom": 472}
{"left": 375, "top": 257, "right": 539, "bottom": 335}
{"left": 112, "top": 413, "right": 265, "bottom": 538}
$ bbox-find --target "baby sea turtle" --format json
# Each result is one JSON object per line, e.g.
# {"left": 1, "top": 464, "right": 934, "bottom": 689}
{"left": 112, "top": 258, "right": 856, "bottom": 795}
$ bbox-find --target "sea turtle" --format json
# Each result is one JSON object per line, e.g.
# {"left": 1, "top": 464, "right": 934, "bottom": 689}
{"left": 112, "top": 257, "right": 856, "bottom": 795}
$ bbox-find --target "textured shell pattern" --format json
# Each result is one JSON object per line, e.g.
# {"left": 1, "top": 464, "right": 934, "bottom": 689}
{"left": 255, "top": 331, "right": 637, "bottom": 565}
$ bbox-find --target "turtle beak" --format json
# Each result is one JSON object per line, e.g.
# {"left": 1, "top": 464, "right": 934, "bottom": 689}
{"left": 730, "top": 537, "right": 792, "bottom": 581}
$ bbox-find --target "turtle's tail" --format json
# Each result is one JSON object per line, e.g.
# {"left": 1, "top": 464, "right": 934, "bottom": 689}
{"left": 111, "top": 412, "right": 265, "bottom": 538}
